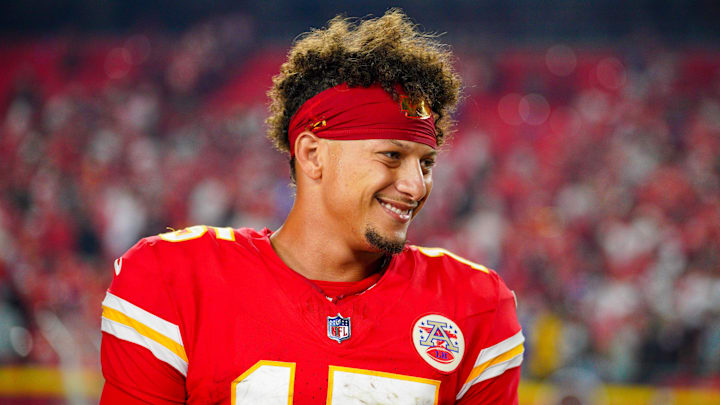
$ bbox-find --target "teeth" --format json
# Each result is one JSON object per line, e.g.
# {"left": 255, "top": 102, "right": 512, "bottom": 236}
{"left": 380, "top": 201, "right": 411, "bottom": 218}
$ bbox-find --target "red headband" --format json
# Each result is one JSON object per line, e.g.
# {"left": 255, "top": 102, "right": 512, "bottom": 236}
{"left": 287, "top": 83, "right": 436, "bottom": 157}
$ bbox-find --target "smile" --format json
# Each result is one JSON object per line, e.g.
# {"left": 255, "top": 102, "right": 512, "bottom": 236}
{"left": 377, "top": 198, "right": 413, "bottom": 223}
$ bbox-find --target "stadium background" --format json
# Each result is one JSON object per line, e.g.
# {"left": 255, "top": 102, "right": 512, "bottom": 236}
{"left": 1, "top": 1, "right": 719, "bottom": 403}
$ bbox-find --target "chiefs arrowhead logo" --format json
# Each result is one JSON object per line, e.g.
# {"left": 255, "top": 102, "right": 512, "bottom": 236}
{"left": 114, "top": 258, "right": 123, "bottom": 276}
{"left": 400, "top": 95, "right": 432, "bottom": 120}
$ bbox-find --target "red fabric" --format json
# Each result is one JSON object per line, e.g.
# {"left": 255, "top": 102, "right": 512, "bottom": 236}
{"left": 312, "top": 272, "right": 383, "bottom": 300}
{"left": 457, "top": 366, "right": 521, "bottom": 404}
{"left": 288, "top": 83, "right": 437, "bottom": 156}
{"left": 100, "top": 343, "right": 186, "bottom": 404}
{"left": 100, "top": 227, "right": 522, "bottom": 404}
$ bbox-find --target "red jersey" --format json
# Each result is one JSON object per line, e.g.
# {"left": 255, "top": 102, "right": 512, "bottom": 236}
{"left": 100, "top": 226, "right": 524, "bottom": 404}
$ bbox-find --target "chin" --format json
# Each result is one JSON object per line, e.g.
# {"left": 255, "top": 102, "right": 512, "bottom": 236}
{"left": 364, "top": 227, "right": 406, "bottom": 255}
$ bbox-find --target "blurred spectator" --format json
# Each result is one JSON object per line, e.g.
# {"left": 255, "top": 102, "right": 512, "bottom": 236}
{"left": 0, "top": 17, "right": 718, "bottom": 390}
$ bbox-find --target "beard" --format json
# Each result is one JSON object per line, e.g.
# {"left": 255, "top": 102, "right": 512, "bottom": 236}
{"left": 364, "top": 226, "right": 406, "bottom": 255}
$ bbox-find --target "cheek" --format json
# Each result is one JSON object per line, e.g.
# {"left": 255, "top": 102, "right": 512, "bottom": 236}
{"left": 414, "top": 177, "right": 433, "bottom": 214}
{"left": 324, "top": 153, "right": 352, "bottom": 191}
{"left": 324, "top": 164, "right": 365, "bottom": 208}
{"left": 424, "top": 176, "right": 433, "bottom": 198}
{"left": 337, "top": 167, "right": 365, "bottom": 195}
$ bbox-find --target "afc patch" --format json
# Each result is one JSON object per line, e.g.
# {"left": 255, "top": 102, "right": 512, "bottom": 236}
{"left": 412, "top": 314, "right": 465, "bottom": 373}
{"left": 327, "top": 313, "right": 351, "bottom": 343}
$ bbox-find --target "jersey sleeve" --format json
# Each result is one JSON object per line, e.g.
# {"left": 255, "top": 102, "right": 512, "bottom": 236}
{"left": 456, "top": 272, "right": 524, "bottom": 404}
{"left": 100, "top": 238, "right": 187, "bottom": 404}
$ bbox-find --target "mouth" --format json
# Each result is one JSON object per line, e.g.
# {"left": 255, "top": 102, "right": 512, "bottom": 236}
{"left": 376, "top": 197, "right": 415, "bottom": 223}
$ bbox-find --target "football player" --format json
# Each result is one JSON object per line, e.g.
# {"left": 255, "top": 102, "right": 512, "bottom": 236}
{"left": 100, "top": 9, "right": 524, "bottom": 404}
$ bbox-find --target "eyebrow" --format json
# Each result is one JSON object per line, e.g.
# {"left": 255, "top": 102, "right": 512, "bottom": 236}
{"left": 389, "top": 139, "right": 409, "bottom": 149}
{"left": 388, "top": 139, "right": 437, "bottom": 157}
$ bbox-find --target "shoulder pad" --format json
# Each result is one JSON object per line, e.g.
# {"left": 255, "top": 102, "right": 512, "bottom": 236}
{"left": 412, "top": 246, "right": 491, "bottom": 274}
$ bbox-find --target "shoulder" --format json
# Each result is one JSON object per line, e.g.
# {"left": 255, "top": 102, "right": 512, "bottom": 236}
{"left": 406, "top": 245, "right": 507, "bottom": 292}
{"left": 407, "top": 245, "right": 492, "bottom": 274}
{"left": 404, "top": 246, "right": 523, "bottom": 400}
{"left": 140, "top": 225, "right": 260, "bottom": 250}
{"left": 404, "top": 245, "right": 516, "bottom": 311}
{"left": 124, "top": 225, "right": 264, "bottom": 262}
{"left": 112, "top": 225, "right": 264, "bottom": 288}
{"left": 106, "top": 226, "right": 265, "bottom": 318}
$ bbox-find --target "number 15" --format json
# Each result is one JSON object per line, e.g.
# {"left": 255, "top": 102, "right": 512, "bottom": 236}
{"left": 232, "top": 361, "right": 440, "bottom": 405}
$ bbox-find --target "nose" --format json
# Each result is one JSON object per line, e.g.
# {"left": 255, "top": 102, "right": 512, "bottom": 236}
{"left": 395, "top": 159, "right": 427, "bottom": 202}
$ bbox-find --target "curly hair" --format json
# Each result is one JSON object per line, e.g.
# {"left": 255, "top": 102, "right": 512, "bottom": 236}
{"left": 266, "top": 9, "right": 462, "bottom": 181}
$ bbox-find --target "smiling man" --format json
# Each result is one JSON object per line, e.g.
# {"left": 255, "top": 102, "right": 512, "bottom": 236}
{"left": 100, "top": 9, "right": 524, "bottom": 404}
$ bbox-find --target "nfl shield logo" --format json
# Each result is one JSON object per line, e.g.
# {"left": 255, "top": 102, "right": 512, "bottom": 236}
{"left": 327, "top": 313, "right": 351, "bottom": 343}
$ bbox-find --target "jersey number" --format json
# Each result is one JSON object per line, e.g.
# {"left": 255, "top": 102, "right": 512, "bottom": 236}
{"left": 231, "top": 361, "right": 440, "bottom": 405}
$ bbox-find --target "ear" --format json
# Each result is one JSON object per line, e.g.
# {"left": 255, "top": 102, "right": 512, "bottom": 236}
{"left": 294, "top": 131, "right": 323, "bottom": 180}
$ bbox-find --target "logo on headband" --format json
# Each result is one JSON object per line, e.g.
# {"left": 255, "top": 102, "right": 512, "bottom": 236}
{"left": 400, "top": 95, "right": 432, "bottom": 120}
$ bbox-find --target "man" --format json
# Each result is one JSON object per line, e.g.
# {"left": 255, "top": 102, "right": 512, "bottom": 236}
{"left": 100, "top": 9, "right": 524, "bottom": 404}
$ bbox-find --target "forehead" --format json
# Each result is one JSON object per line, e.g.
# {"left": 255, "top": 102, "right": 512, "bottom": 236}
{"left": 332, "top": 138, "right": 437, "bottom": 156}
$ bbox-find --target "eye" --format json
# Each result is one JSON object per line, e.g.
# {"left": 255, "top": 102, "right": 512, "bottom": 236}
{"left": 421, "top": 158, "right": 436, "bottom": 173}
{"left": 380, "top": 151, "right": 401, "bottom": 159}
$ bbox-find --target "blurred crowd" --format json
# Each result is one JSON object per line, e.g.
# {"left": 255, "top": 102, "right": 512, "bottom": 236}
{"left": 0, "top": 16, "right": 718, "bottom": 389}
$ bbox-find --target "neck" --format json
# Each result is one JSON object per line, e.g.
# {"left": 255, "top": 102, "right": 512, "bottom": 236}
{"left": 270, "top": 202, "right": 386, "bottom": 282}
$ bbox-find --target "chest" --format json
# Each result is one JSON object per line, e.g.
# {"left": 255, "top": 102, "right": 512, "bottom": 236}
{"left": 179, "top": 267, "right": 469, "bottom": 404}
